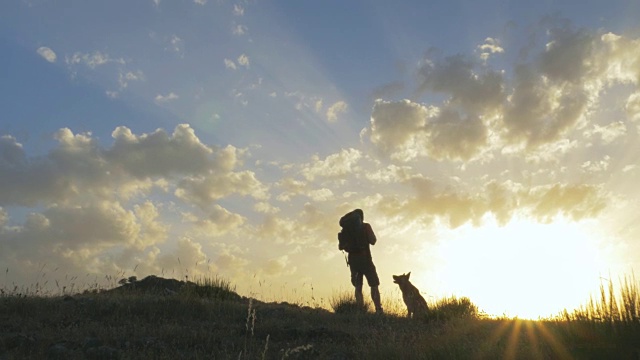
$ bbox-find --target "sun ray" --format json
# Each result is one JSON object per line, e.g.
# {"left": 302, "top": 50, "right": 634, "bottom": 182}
{"left": 534, "top": 321, "right": 574, "bottom": 359}
{"left": 504, "top": 319, "right": 523, "bottom": 360}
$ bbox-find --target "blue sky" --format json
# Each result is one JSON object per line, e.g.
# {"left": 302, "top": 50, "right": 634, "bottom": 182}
{"left": 2, "top": 0, "right": 640, "bottom": 317}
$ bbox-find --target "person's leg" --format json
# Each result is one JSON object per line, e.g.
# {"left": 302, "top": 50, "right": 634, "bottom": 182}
{"left": 350, "top": 267, "right": 364, "bottom": 306}
{"left": 371, "top": 286, "right": 383, "bottom": 314}
{"left": 364, "top": 262, "right": 383, "bottom": 313}
{"left": 355, "top": 284, "right": 364, "bottom": 306}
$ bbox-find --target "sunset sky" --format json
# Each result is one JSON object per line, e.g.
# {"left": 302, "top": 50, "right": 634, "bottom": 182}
{"left": 2, "top": 0, "right": 640, "bottom": 318}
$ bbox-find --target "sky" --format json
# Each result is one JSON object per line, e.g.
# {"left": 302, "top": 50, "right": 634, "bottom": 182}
{"left": 2, "top": 0, "right": 640, "bottom": 318}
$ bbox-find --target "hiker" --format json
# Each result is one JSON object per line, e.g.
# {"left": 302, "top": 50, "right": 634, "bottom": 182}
{"left": 338, "top": 209, "right": 383, "bottom": 314}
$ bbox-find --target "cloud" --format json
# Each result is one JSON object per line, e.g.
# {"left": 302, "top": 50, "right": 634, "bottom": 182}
{"left": 300, "top": 148, "right": 362, "bottom": 181}
{"left": 66, "top": 51, "right": 125, "bottom": 69}
{"left": 0, "top": 135, "right": 72, "bottom": 206}
{"left": 369, "top": 26, "right": 640, "bottom": 161}
{"left": 523, "top": 183, "right": 607, "bottom": 223}
{"left": 176, "top": 170, "right": 268, "bottom": 209}
{"left": 368, "top": 100, "right": 487, "bottom": 161}
{"left": 232, "top": 24, "right": 248, "bottom": 36}
{"left": 368, "top": 99, "right": 433, "bottom": 161}
{"left": 154, "top": 92, "right": 179, "bottom": 103}
{"left": 194, "top": 0, "right": 206, "bottom": 5}
{"left": 224, "top": 58, "right": 237, "bottom": 70}
{"left": 307, "top": 188, "right": 334, "bottom": 202}
{"left": 0, "top": 200, "right": 158, "bottom": 265}
{"left": 0, "top": 124, "right": 276, "bottom": 287}
{"left": 37, "top": 46, "right": 57, "bottom": 63}
{"left": 0, "top": 124, "right": 266, "bottom": 209}
{"left": 106, "top": 124, "right": 213, "bottom": 178}
{"left": 598, "top": 32, "right": 640, "bottom": 83}
{"left": 326, "top": 101, "right": 348, "bottom": 122}
{"left": 165, "top": 35, "right": 184, "bottom": 55}
{"left": 157, "top": 237, "right": 207, "bottom": 274}
{"left": 477, "top": 38, "right": 504, "bottom": 61}
{"left": 417, "top": 54, "right": 504, "bottom": 114}
{"left": 253, "top": 201, "right": 280, "bottom": 214}
{"left": 584, "top": 122, "right": 626, "bottom": 144}
{"left": 118, "top": 70, "right": 144, "bottom": 89}
{"left": 233, "top": 4, "right": 244, "bottom": 16}
{"left": 626, "top": 92, "right": 640, "bottom": 122}
{"left": 191, "top": 204, "right": 245, "bottom": 237}
{"left": 262, "top": 255, "right": 296, "bottom": 276}
{"left": 237, "top": 54, "right": 249, "bottom": 68}
{"left": 365, "top": 164, "right": 413, "bottom": 184}
{"left": 372, "top": 175, "right": 608, "bottom": 229}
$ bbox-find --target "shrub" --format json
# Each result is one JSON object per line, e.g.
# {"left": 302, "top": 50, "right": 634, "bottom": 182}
{"left": 428, "top": 296, "right": 480, "bottom": 321}
{"left": 329, "top": 291, "right": 369, "bottom": 314}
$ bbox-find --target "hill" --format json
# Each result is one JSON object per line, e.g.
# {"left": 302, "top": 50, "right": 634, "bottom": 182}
{"left": 1, "top": 275, "right": 639, "bottom": 359}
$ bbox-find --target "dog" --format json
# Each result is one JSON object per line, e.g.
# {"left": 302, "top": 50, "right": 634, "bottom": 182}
{"left": 393, "top": 272, "right": 429, "bottom": 318}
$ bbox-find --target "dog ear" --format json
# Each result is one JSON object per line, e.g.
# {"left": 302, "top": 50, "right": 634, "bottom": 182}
{"left": 407, "top": 272, "right": 411, "bottom": 278}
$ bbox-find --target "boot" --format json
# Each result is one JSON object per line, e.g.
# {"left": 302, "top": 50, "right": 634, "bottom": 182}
{"left": 371, "top": 286, "right": 383, "bottom": 314}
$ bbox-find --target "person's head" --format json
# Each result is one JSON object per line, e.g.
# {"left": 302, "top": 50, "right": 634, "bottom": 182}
{"left": 354, "top": 208, "right": 364, "bottom": 222}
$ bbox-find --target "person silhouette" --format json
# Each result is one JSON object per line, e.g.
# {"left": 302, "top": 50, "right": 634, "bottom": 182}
{"left": 338, "top": 209, "right": 383, "bottom": 314}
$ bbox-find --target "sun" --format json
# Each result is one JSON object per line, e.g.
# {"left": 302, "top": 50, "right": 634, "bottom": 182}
{"left": 433, "top": 216, "right": 609, "bottom": 319}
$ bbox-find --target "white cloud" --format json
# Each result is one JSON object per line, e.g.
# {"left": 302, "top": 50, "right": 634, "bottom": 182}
{"left": 262, "top": 255, "right": 296, "bottom": 276}
{"left": 584, "top": 122, "right": 626, "bottom": 144}
{"left": 368, "top": 100, "right": 487, "bottom": 161}
{"left": 0, "top": 200, "right": 158, "bottom": 264}
{"left": 477, "top": 37, "right": 504, "bottom": 61}
{"left": 154, "top": 92, "right": 179, "bottom": 103}
{"left": 0, "top": 124, "right": 268, "bottom": 209}
{"left": 194, "top": 0, "right": 206, "bottom": 5}
{"left": 232, "top": 24, "right": 248, "bottom": 36}
{"left": 598, "top": 32, "right": 640, "bottom": 83}
{"left": 368, "top": 99, "right": 432, "bottom": 161}
{"left": 191, "top": 205, "right": 245, "bottom": 237}
{"left": 237, "top": 54, "right": 249, "bottom": 68}
{"left": 300, "top": 148, "right": 362, "bottom": 181}
{"left": 307, "top": 188, "right": 334, "bottom": 202}
{"left": 233, "top": 4, "right": 244, "bottom": 16}
{"left": 66, "top": 51, "right": 125, "bottom": 69}
{"left": 365, "top": 165, "right": 413, "bottom": 184}
{"left": 37, "top": 46, "right": 57, "bottom": 63}
{"left": 0, "top": 123, "right": 279, "bottom": 287}
{"left": 106, "top": 124, "right": 214, "bottom": 178}
{"left": 254, "top": 201, "right": 280, "bottom": 214}
{"left": 373, "top": 176, "right": 608, "bottom": 229}
{"left": 166, "top": 34, "right": 184, "bottom": 55}
{"left": 224, "top": 58, "right": 237, "bottom": 70}
{"left": 118, "top": 70, "right": 144, "bottom": 89}
{"left": 581, "top": 157, "right": 610, "bottom": 174}
{"left": 626, "top": 92, "right": 640, "bottom": 121}
{"left": 326, "top": 101, "right": 348, "bottom": 122}
{"left": 176, "top": 170, "right": 268, "bottom": 209}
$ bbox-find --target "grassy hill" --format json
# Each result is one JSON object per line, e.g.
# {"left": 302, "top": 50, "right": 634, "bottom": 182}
{"left": 1, "top": 275, "right": 639, "bottom": 359}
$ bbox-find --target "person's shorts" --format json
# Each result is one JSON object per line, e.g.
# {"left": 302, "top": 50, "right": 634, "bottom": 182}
{"left": 349, "top": 254, "right": 380, "bottom": 287}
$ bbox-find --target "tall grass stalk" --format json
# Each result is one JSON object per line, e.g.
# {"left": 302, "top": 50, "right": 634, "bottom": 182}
{"left": 565, "top": 273, "right": 640, "bottom": 325}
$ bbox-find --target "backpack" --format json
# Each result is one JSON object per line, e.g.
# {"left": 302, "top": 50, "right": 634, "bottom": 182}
{"left": 337, "top": 209, "right": 368, "bottom": 253}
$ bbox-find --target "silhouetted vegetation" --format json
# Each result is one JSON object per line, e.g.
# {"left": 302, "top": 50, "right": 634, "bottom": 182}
{"left": 1, "top": 273, "right": 640, "bottom": 359}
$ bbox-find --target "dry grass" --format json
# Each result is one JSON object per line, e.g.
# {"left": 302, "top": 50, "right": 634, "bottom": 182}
{"left": 1, "top": 273, "right": 640, "bottom": 359}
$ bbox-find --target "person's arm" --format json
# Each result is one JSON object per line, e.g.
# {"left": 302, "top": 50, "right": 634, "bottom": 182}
{"left": 364, "top": 223, "right": 377, "bottom": 245}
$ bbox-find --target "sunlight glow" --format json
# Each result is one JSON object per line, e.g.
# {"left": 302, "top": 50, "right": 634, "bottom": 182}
{"left": 433, "top": 216, "right": 609, "bottom": 319}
